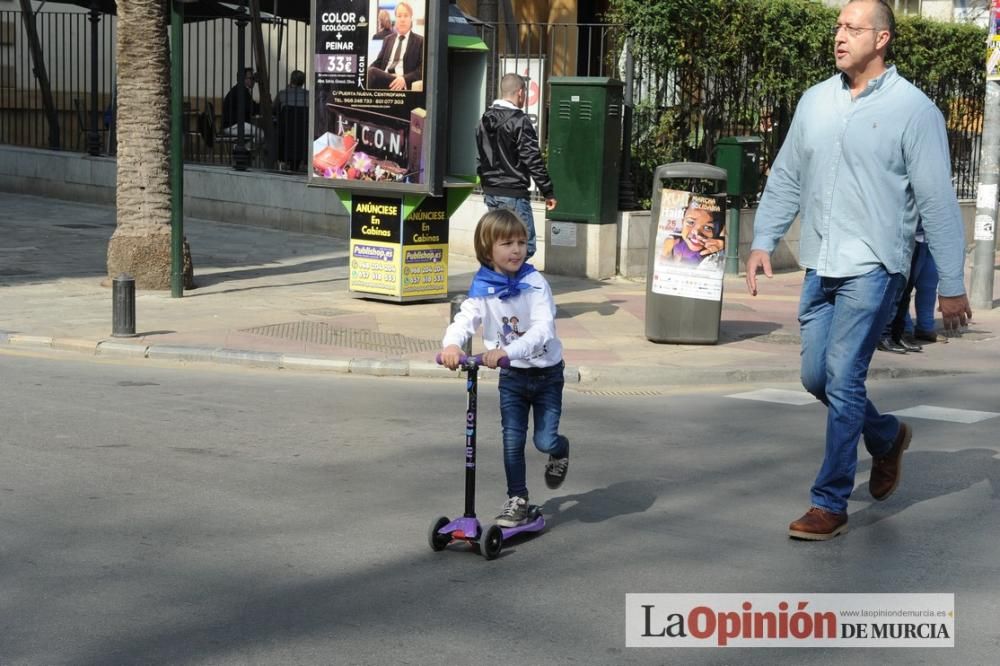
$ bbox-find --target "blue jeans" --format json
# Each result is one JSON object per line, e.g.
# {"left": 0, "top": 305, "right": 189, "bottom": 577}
{"left": 912, "top": 242, "right": 938, "bottom": 332}
{"left": 484, "top": 194, "right": 537, "bottom": 258}
{"left": 798, "top": 268, "right": 906, "bottom": 514}
{"left": 894, "top": 241, "right": 939, "bottom": 336}
{"left": 498, "top": 362, "right": 568, "bottom": 498}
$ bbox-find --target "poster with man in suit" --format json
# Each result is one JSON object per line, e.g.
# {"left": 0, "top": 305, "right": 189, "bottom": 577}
{"left": 367, "top": 2, "right": 424, "bottom": 91}
{"left": 312, "top": 0, "right": 428, "bottom": 185}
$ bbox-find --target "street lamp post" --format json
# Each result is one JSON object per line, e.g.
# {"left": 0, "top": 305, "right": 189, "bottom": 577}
{"left": 618, "top": 35, "right": 639, "bottom": 211}
{"left": 87, "top": 1, "right": 101, "bottom": 156}
{"left": 170, "top": 1, "right": 186, "bottom": 297}
{"left": 232, "top": 1, "right": 250, "bottom": 171}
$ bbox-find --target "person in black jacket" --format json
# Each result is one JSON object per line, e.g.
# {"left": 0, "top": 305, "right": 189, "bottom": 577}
{"left": 476, "top": 73, "right": 557, "bottom": 258}
{"left": 222, "top": 68, "right": 260, "bottom": 129}
{"left": 221, "top": 68, "right": 262, "bottom": 144}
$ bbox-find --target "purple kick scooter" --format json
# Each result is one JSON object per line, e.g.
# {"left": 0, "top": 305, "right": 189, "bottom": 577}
{"left": 430, "top": 353, "right": 545, "bottom": 560}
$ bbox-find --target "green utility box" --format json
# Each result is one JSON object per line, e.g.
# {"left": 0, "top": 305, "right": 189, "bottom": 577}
{"left": 546, "top": 77, "right": 624, "bottom": 224}
{"left": 714, "top": 136, "right": 763, "bottom": 197}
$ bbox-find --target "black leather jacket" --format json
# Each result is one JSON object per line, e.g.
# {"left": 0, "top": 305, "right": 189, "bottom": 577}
{"left": 476, "top": 103, "right": 554, "bottom": 199}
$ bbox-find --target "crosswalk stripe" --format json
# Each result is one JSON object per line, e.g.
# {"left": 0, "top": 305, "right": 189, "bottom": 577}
{"left": 725, "top": 389, "right": 818, "bottom": 405}
{"left": 725, "top": 392, "right": 999, "bottom": 424}
{"left": 887, "top": 405, "right": 1000, "bottom": 424}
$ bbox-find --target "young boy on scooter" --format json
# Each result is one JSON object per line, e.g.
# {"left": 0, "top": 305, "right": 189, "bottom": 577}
{"left": 440, "top": 209, "right": 570, "bottom": 527}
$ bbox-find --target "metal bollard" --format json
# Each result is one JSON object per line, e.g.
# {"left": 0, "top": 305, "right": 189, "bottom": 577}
{"left": 112, "top": 273, "right": 136, "bottom": 337}
{"left": 450, "top": 294, "right": 472, "bottom": 356}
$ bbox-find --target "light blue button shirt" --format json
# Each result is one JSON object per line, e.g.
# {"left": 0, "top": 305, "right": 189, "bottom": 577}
{"left": 751, "top": 66, "right": 966, "bottom": 296}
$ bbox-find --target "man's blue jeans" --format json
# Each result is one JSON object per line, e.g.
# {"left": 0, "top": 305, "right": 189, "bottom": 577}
{"left": 798, "top": 268, "right": 906, "bottom": 514}
{"left": 484, "top": 195, "right": 537, "bottom": 258}
{"left": 498, "top": 362, "right": 568, "bottom": 499}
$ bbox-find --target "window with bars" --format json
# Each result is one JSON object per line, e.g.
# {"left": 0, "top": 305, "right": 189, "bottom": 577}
{"left": 953, "top": 1, "right": 992, "bottom": 25}
{"left": 890, "top": 0, "right": 922, "bottom": 16}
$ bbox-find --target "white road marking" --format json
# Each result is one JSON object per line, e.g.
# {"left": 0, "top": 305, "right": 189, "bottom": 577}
{"left": 725, "top": 388, "right": 818, "bottom": 405}
{"left": 888, "top": 405, "right": 1000, "bottom": 424}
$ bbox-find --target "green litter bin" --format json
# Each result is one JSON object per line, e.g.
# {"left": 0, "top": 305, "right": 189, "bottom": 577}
{"left": 714, "top": 136, "right": 763, "bottom": 273}
{"left": 715, "top": 136, "right": 763, "bottom": 197}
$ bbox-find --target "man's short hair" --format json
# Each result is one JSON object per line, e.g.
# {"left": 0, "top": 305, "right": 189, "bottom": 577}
{"left": 850, "top": 0, "right": 895, "bottom": 46}
{"left": 500, "top": 73, "right": 526, "bottom": 98}
{"left": 290, "top": 70, "right": 306, "bottom": 87}
{"left": 396, "top": 1, "right": 413, "bottom": 16}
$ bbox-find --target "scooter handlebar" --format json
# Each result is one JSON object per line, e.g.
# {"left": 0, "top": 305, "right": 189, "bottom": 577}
{"left": 435, "top": 353, "right": 511, "bottom": 369}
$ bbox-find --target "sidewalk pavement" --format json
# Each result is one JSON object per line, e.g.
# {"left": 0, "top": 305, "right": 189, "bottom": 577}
{"left": 2, "top": 192, "right": 998, "bottom": 387}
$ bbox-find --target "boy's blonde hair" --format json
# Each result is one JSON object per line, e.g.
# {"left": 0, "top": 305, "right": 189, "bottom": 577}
{"left": 474, "top": 209, "right": 528, "bottom": 267}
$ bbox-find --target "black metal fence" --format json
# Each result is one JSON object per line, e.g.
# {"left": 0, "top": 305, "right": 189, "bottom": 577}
{"left": 1, "top": 9, "right": 117, "bottom": 154}
{"left": 0, "top": 11, "right": 985, "bottom": 200}
{"left": 178, "top": 11, "right": 312, "bottom": 170}
{"left": 624, "top": 26, "right": 985, "bottom": 203}
{"left": 0, "top": 9, "right": 311, "bottom": 170}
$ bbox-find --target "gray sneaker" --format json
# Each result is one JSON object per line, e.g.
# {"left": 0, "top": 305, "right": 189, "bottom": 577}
{"left": 495, "top": 496, "right": 530, "bottom": 527}
{"left": 544, "top": 455, "right": 569, "bottom": 489}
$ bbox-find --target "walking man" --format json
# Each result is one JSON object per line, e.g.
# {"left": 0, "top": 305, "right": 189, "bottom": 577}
{"left": 476, "top": 73, "right": 557, "bottom": 258}
{"left": 746, "top": 0, "right": 972, "bottom": 540}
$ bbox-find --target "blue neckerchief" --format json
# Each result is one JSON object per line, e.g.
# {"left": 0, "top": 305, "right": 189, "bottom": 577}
{"left": 468, "top": 263, "right": 537, "bottom": 300}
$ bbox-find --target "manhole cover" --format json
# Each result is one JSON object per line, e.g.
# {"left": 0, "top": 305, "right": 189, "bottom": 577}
{"left": 240, "top": 321, "right": 440, "bottom": 354}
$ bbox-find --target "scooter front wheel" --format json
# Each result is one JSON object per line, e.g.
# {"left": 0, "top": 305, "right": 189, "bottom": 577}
{"left": 429, "top": 516, "right": 451, "bottom": 551}
{"left": 480, "top": 524, "right": 503, "bottom": 560}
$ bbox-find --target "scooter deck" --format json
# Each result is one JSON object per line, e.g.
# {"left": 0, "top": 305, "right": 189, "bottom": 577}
{"left": 437, "top": 506, "right": 546, "bottom": 541}
{"left": 499, "top": 512, "right": 545, "bottom": 539}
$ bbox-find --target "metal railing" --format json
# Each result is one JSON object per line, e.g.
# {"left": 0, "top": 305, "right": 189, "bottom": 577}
{"left": 0, "top": 9, "right": 311, "bottom": 171}
{"left": 1, "top": 9, "right": 116, "bottom": 153}
{"left": 0, "top": 11, "right": 985, "bottom": 200}
{"left": 624, "top": 25, "right": 985, "bottom": 202}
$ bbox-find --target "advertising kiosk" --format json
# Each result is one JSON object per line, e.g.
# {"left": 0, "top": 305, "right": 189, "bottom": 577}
{"left": 310, "top": 1, "right": 487, "bottom": 302}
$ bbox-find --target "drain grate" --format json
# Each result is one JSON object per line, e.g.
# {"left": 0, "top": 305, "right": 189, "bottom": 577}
{"left": 736, "top": 332, "right": 801, "bottom": 344}
{"left": 722, "top": 302, "right": 754, "bottom": 312}
{"left": 298, "top": 308, "right": 352, "bottom": 318}
{"left": 573, "top": 389, "right": 664, "bottom": 397}
{"left": 55, "top": 223, "right": 103, "bottom": 230}
{"left": 239, "top": 321, "right": 441, "bottom": 354}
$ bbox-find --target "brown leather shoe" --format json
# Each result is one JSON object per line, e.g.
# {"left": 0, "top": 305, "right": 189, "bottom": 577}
{"left": 788, "top": 507, "right": 848, "bottom": 540}
{"left": 870, "top": 422, "right": 912, "bottom": 501}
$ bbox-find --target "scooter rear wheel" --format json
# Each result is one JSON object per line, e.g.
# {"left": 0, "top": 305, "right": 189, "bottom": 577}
{"left": 429, "top": 516, "right": 451, "bottom": 551}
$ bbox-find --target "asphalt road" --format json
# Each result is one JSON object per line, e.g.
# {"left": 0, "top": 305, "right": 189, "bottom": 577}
{"left": 1, "top": 351, "right": 997, "bottom": 665}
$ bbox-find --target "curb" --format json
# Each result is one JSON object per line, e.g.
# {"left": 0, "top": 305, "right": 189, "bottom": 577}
{"left": 0, "top": 332, "right": 569, "bottom": 382}
{"left": 0, "top": 332, "right": 980, "bottom": 387}
{"left": 97, "top": 340, "right": 149, "bottom": 358}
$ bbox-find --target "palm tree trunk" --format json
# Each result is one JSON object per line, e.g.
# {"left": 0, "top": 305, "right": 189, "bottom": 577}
{"left": 107, "top": 0, "right": 193, "bottom": 289}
